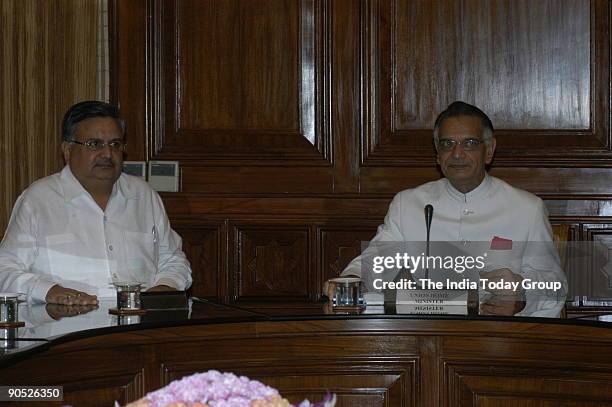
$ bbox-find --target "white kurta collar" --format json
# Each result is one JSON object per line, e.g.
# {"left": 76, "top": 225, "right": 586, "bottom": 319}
{"left": 59, "top": 165, "right": 136, "bottom": 205}
{"left": 444, "top": 173, "right": 493, "bottom": 203}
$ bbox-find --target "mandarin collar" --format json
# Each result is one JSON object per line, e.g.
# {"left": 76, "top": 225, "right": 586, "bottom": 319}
{"left": 444, "top": 173, "right": 492, "bottom": 203}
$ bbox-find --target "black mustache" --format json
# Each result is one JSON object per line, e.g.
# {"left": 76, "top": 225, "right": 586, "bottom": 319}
{"left": 94, "top": 159, "right": 115, "bottom": 167}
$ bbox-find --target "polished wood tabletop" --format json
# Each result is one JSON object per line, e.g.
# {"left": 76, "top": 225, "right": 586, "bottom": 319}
{"left": 1, "top": 298, "right": 612, "bottom": 407}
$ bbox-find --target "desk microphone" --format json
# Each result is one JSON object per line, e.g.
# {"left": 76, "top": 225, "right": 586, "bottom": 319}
{"left": 424, "top": 204, "right": 434, "bottom": 281}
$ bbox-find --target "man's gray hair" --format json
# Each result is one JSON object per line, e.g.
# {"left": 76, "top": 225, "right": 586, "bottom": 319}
{"left": 433, "top": 101, "right": 494, "bottom": 147}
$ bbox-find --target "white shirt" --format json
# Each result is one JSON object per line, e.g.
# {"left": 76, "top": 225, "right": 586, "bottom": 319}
{"left": 0, "top": 166, "right": 192, "bottom": 302}
{"left": 342, "top": 174, "right": 566, "bottom": 317}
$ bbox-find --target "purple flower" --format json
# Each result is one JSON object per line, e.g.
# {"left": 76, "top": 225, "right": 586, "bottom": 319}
{"left": 146, "top": 370, "right": 281, "bottom": 407}
{"left": 140, "top": 370, "right": 336, "bottom": 407}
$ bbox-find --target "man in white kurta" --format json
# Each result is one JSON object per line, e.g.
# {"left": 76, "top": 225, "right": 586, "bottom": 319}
{"left": 0, "top": 101, "right": 191, "bottom": 304}
{"left": 341, "top": 173, "right": 565, "bottom": 316}
{"left": 0, "top": 165, "right": 192, "bottom": 303}
{"left": 342, "top": 173, "right": 558, "bottom": 276}
{"left": 338, "top": 101, "right": 566, "bottom": 317}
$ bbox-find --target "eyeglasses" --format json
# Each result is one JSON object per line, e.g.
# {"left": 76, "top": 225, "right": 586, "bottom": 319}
{"left": 68, "top": 138, "right": 126, "bottom": 152}
{"left": 437, "top": 138, "right": 484, "bottom": 152}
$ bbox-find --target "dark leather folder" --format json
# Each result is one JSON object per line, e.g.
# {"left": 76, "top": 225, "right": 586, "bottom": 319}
{"left": 140, "top": 291, "right": 188, "bottom": 310}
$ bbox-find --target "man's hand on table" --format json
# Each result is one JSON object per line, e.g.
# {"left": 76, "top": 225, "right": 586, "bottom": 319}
{"left": 478, "top": 268, "right": 526, "bottom": 316}
{"left": 480, "top": 294, "right": 526, "bottom": 316}
{"left": 45, "top": 284, "right": 99, "bottom": 305}
{"left": 323, "top": 275, "right": 360, "bottom": 300}
{"left": 480, "top": 268, "right": 524, "bottom": 296}
{"left": 323, "top": 280, "right": 333, "bottom": 300}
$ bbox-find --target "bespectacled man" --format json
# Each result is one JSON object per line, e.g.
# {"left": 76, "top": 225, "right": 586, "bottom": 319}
{"left": 0, "top": 101, "right": 192, "bottom": 305}
{"left": 328, "top": 101, "right": 566, "bottom": 317}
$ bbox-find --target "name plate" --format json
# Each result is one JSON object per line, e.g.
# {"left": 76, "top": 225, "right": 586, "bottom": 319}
{"left": 396, "top": 303, "right": 468, "bottom": 315}
{"left": 396, "top": 289, "right": 468, "bottom": 306}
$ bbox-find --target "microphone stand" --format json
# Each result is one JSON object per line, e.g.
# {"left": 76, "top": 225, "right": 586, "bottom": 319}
{"left": 424, "top": 204, "right": 433, "bottom": 284}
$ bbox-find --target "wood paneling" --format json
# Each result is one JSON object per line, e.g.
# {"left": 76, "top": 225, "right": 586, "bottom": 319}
{"left": 173, "top": 224, "right": 223, "bottom": 299}
{"left": 181, "top": 166, "right": 335, "bottom": 194}
{"left": 111, "top": 0, "right": 612, "bottom": 189}
{"left": 446, "top": 363, "right": 612, "bottom": 407}
{"left": 61, "top": 371, "right": 145, "bottom": 407}
{"left": 178, "top": 0, "right": 300, "bottom": 131}
{"left": 168, "top": 194, "right": 612, "bottom": 302}
{"left": 110, "top": 0, "right": 612, "bottom": 305}
{"left": 0, "top": 0, "right": 98, "bottom": 234}
{"left": 164, "top": 361, "right": 412, "bottom": 407}
{"left": 8, "top": 371, "right": 145, "bottom": 407}
{"left": 233, "top": 225, "right": 310, "bottom": 301}
{"left": 360, "top": 167, "right": 612, "bottom": 195}
{"left": 111, "top": 0, "right": 147, "bottom": 161}
{"left": 4, "top": 318, "right": 612, "bottom": 406}
{"left": 364, "top": 0, "right": 609, "bottom": 167}
{"left": 331, "top": 0, "right": 361, "bottom": 193}
{"left": 579, "top": 224, "right": 612, "bottom": 300}
{"left": 392, "top": 0, "right": 591, "bottom": 130}
{"left": 1, "top": 344, "right": 146, "bottom": 407}
{"left": 320, "top": 227, "right": 378, "bottom": 281}
{"left": 151, "top": 0, "right": 329, "bottom": 164}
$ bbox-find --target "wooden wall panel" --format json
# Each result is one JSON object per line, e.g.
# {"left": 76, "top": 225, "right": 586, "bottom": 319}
{"left": 173, "top": 224, "right": 223, "bottom": 300}
{"left": 331, "top": 0, "right": 361, "bottom": 193}
{"left": 360, "top": 167, "right": 612, "bottom": 195}
{"left": 111, "top": 0, "right": 147, "bottom": 161}
{"left": 181, "top": 166, "right": 335, "bottom": 194}
{"left": 111, "top": 0, "right": 612, "bottom": 305}
{"left": 580, "top": 224, "right": 612, "bottom": 300}
{"left": 363, "top": 0, "right": 609, "bottom": 168}
{"left": 0, "top": 0, "right": 98, "bottom": 234}
{"left": 177, "top": 0, "right": 299, "bottom": 131}
{"left": 232, "top": 225, "right": 310, "bottom": 301}
{"left": 394, "top": 0, "right": 591, "bottom": 131}
{"left": 151, "top": 0, "right": 329, "bottom": 164}
{"left": 320, "top": 228, "right": 378, "bottom": 281}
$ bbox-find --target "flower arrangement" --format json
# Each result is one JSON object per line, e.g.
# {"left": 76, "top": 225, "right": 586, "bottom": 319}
{"left": 124, "top": 370, "right": 336, "bottom": 407}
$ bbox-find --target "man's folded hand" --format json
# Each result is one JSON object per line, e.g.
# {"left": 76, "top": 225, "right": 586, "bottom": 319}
{"left": 45, "top": 284, "right": 98, "bottom": 305}
{"left": 480, "top": 268, "right": 524, "bottom": 296}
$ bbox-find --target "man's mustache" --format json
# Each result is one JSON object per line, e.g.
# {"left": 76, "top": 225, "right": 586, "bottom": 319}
{"left": 94, "top": 159, "right": 116, "bottom": 167}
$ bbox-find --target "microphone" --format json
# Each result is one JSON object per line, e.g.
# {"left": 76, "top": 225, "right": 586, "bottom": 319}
{"left": 424, "top": 204, "right": 434, "bottom": 281}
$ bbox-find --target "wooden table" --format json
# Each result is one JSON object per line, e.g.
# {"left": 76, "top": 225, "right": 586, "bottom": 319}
{"left": 1, "top": 300, "right": 612, "bottom": 407}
